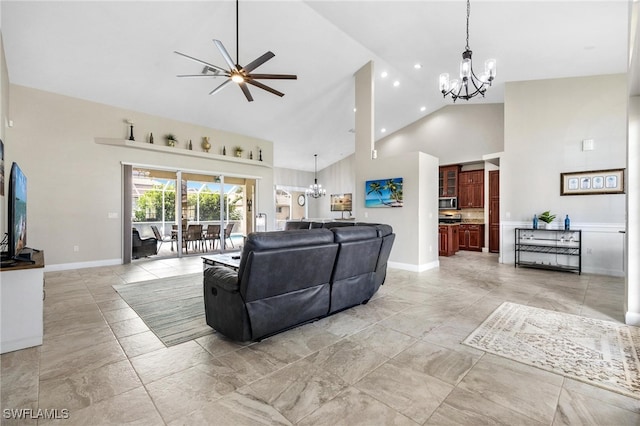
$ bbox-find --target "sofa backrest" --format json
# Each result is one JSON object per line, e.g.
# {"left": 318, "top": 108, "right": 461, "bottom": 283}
{"left": 284, "top": 221, "right": 311, "bottom": 230}
{"left": 239, "top": 229, "right": 338, "bottom": 302}
{"left": 329, "top": 226, "right": 382, "bottom": 313}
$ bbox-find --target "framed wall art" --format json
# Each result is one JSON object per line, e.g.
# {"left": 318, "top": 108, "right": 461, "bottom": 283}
{"left": 560, "top": 168, "right": 624, "bottom": 196}
{"left": 365, "top": 177, "right": 403, "bottom": 208}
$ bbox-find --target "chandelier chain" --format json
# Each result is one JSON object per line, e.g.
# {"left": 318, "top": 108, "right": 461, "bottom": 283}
{"left": 439, "top": 0, "right": 495, "bottom": 102}
{"left": 465, "top": 0, "right": 470, "bottom": 50}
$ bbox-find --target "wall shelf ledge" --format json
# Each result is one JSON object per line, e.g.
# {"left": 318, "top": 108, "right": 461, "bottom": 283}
{"left": 94, "top": 138, "right": 272, "bottom": 168}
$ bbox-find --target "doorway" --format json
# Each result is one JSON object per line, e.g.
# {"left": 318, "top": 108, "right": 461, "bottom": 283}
{"left": 124, "top": 165, "right": 256, "bottom": 263}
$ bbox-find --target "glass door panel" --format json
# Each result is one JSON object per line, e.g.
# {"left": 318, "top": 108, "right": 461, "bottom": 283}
{"left": 131, "top": 168, "right": 178, "bottom": 259}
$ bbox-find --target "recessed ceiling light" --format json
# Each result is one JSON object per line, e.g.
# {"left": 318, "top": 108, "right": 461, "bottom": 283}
{"left": 380, "top": 71, "right": 388, "bottom": 78}
{"left": 393, "top": 81, "right": 400, "bottom": 87}
{"left": 420, "top": 106, "right": 426, "bottom": 112}
{"left": 381, "top": 128, "right": 387, "bottom": 133}
{"left": 414, "top": 63, "right": 422, "bottom": 69}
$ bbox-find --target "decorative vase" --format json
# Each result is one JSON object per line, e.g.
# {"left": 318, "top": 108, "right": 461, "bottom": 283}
{"left": 202, "top": 137, "right": 211, "bottom": 152}
{"left": 235, "top": 150, "right": 243, "bottom": 158}
{"left": 168, "top": 139, "right": 176, "bottom": 147}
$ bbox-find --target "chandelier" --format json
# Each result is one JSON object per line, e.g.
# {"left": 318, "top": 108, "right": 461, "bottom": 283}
{"left": 439, "top": 0, "right": 496, "bottom": 102}
{"left": 306, "top": 154, "right": 326, "bottom": 199}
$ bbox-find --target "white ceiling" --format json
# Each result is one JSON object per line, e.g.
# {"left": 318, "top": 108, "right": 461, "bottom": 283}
{"left": 1, "top": 1, "right": 631, "bottom": 171}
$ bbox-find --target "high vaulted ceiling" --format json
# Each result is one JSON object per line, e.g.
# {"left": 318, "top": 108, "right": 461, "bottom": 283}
{"left": 1, "top": 1, "right": 631, "bottom": 171}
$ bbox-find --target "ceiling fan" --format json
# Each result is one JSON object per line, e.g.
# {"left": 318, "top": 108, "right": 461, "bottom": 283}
{"left": 174, "top": 0, "right": 297, "bottom": 102}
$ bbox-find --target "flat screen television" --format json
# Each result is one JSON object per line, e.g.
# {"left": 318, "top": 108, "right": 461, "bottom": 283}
{"left": 330, "top": 193, "right": 352, "bottom": 212}
{"left": 7, "top": 162, "right": 30, "bottom": 262}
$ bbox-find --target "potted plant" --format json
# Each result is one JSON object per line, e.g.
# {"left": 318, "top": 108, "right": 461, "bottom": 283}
{"left": 538, "top": 211, "right": 556, "bottom": 229}
{"left": 165, "top": 134, "right": 177, "bottom": 147}
{"left": 234, "top": 146, "right": 244, "bottom": 158}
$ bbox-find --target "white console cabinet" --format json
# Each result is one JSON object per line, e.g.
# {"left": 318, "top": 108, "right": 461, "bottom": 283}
{"left": 0, "top": 251, "right": 45, "bottom": 354}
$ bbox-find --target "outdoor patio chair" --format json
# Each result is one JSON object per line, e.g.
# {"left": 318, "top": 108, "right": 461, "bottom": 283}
{"left": 204, "top": 224, "right": 221, "bottom": 250}
{"left": 184, "top": 224, "right": 203, "bottom": 254}
{"left": 223, "top": 223, "right": 234, "bottom": 248}
{"left": 150, "top": 225, "right": 173, "bottom": 252}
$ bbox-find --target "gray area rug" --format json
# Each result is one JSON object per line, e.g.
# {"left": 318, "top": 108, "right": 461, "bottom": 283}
{"left": 113, "top": 273, "right": 214, "bottom": 347}
{"left": 464, "top": 302, "right": 640, "bottom": 399}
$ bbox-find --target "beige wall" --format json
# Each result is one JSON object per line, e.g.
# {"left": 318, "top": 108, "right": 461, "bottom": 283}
{"left": 376, "top": 103, "right": 504, "bottom": 166}
{"left": 501, "top": 74, "right": 627, "bottom": 275}
{"left": 7, "top": 85, "right": 274, "bottom": 268}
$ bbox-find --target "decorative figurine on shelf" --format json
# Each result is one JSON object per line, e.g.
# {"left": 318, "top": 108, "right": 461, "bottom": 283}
{"left": 126, "top": 119, "right": 135, "bottom": 141}
{"left": 165, "top": 134, "right": 177, "bottom": 147}
{"left": 234, "top": 147, "right": 244, "bottom": 157}
{"left": 259, "top": 149, "right": 263, "bottom": 161}
{"left": 223, "top": 146, "right": 226, "bottom": 155}
{"left": 202, "top": 137, "right": 211, "bottom": 152}
{"left": 249, "top": 151, "right": 253, "bottom": 160}
{"left": 188, "top": 140, "right": 193, "bottom": 150}
{"left": 149, "top": 133, "right": 154, "bottom": 144}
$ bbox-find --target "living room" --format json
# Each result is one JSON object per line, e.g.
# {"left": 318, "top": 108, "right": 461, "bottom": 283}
{"left": 1, "top": 1, "right": 640, "bottom": 423}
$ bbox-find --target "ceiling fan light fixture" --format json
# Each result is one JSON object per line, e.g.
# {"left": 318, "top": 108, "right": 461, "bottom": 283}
{"left": 174, "top": 0, "right": 296, "bottom": 102}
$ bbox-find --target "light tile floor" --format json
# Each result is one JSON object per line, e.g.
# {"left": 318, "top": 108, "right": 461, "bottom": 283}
{"left": 2, "top": 251, "right": 639, "bottom": 425}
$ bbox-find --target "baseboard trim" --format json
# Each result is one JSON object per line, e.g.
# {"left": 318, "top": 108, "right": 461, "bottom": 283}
{"left": 45, "top": 258, "right": 122, "bottom": 272}
{"left": 625, "top": 311, "right": 640, "bottom": 326}
{"left": 389, "top": 260, "right": 439, "bottom": 272}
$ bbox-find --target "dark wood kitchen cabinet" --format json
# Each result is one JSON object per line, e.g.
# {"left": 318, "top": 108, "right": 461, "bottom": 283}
{"left": 439, "top": 166, "right": 460, "bottom": 197}
{"left": 459, "top": 170, "right": 484, "bottom": 208}
{"left": 459, "top": 224, "right": 484, "bottom": 251}
{"left": 439, "top": 224, "right": 459, "bottom": 256}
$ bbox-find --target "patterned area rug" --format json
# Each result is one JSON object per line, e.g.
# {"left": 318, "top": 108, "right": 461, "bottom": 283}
{"left": 113, "top": 273, "right": 214, "bottom": 347}
{"left": 463, "top": 302, "right": 640, "bottom": 399}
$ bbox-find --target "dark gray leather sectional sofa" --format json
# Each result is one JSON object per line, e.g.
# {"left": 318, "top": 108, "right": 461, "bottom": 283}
{"left": 203, "top": 223, "right": 395, "bottom": 341}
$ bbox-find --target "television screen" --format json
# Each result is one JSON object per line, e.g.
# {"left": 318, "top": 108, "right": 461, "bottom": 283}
{"left": 8, "top": 162, "right": 27, "bottom": 259}
{"left": 330, "top": 193, "right": 352, "bottom": 211}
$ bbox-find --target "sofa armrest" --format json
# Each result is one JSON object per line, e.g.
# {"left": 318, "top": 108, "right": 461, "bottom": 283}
{"left": 204, "top": 266, "right": 240, "bottom": 293}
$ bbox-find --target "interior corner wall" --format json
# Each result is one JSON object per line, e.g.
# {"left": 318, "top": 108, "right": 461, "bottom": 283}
{"left": 375, "top": 103, "right": 504, "bottom": 166}
{"left": 6, "top": 84, "right": 274, "bottom": 268}
{"left": 357, "top": 151, "right": 439, "bottom": 270}
{"left": 501, "top": 74, "right": 627, "bottom": 276}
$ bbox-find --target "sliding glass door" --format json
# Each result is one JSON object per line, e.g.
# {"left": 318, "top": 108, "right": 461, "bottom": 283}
{"left": 130, "top": 167, "right": 179, "bottom": 259}
{"left": 125, "top": 165, "right": 256, "bottom": 263}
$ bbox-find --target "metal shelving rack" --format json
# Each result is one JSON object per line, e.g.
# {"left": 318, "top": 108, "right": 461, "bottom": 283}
{"left": 515, "top": 228, "right": 582, "bottom": 274}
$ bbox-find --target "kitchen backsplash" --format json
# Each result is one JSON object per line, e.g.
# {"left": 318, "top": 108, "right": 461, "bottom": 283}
{"left": 461, "top": 208, "right": 485, "bottom": 223}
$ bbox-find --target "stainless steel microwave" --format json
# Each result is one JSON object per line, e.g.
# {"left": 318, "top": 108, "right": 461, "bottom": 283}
{"left": 438, "top": 197, "right": 458, "bottom": 210}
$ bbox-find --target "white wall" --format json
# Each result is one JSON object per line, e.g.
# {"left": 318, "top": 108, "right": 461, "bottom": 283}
{"left": 6, "top": 85, "right": 274, "bottom": 268}
{"left": 357, "top": 151, "right": 439, "bottom": 270}
{"left": 501, "top": 74, "right": 627, "bottom": 276}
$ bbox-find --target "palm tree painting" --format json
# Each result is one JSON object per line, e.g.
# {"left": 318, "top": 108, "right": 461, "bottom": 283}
{"left": 365, "top": 177, "right": 403, "bottom": 208}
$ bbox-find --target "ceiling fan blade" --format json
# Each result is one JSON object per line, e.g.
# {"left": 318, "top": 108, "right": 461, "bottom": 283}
{"left": 238, "top": 82, "right": 254, "bottom": 102}
{"left": 243, "top": 51, "right": 275, "bottom": 73}
{"left": 246, "top": 79, "right": 285, "bottom": 97}
{"left": 209, "top": 79, "right": 232, "bottom": 95}
{"left": 249, "top": 74, "right": 297, "bottom": 80}
{"left": 177, "top": 74, "right": 224, "bottom": 78}
{"left": 213, "top": 39, "right": 237, "bottom": 71}
{"left": 174, "top": 51, "right": 228, "bottom": 74}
